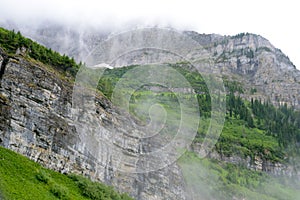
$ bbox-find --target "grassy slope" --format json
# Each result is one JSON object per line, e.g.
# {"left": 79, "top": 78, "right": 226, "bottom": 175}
{"left": 217, "top": 118, "right": 283, "bottom": 162}
{"left": 0, "top": 146, "right": 132, "bottom": 200}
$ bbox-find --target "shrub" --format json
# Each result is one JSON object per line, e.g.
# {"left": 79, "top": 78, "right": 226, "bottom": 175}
{"left": 50, "top": 184, "right": 69, "bottom": 200}
{"left": 35, "top": 170, "right": 51, "bottom": 184}
{"left": 68, "top": 174, "right": 133, "bottom": 200}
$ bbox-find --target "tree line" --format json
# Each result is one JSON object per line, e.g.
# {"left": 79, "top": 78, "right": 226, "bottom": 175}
{"left": 0, "top": 27, "right": 81, "bottom": 76}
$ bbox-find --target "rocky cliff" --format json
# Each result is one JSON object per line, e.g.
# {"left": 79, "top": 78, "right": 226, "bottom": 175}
{"left": 1, "top": 23, "right": 300, "bottom": 199}
{"left": 3, "top": 21, "right": 299, "bottom": 110}
{"left": 0, "top": 48, "right": 187, "bottom": 200}
{"left": 188, "top": 32, "right": 300, "bottom": 109}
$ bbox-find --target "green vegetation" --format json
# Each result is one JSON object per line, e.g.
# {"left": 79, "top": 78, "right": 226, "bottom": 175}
{"left": 216, "top": 47, "right": 255, "bottom": 62}
{"left": 97, "top": 63, "right": 300, "bottom": 162}
{"left": 250, "top": 87, "right": 257, "bottom": 94}
{"left": 98, "top": 64, "right": 211, "bottom": 118}
{"left": 216, "top": 118, "right": 282, "bottom": 162}
{"left": 97, "top": 62, "right": 300, "bottom": 198}
{"left": 0, "top": 146, "right": 133, "bottom": 200}
{"left": 1, "top": 26, "right": 300, "bottom": 199}
{"left": 251, "top": 99, "right": 300, "bottom": 150}
{"left": 69, "top": 174, "right": 132, "bottom": 200}
{"left": 0, "top": 27, "right": 81, "bottom": 76}
{"left": 231, "top": 32, "right": 251, "bottom": 39}
{"left": 179, "top": 151, "right": 300, "bottom": 200}
{"left": 256, "top": 46, "right": 272, "bottom": 53}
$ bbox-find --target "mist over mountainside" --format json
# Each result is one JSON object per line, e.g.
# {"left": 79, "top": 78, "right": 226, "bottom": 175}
{"left": 1, "top": 22, "right": 300, "bottom": 200}
{"left": 1, "top": 20, "right": 109, "bottom": 62}
{"left": 2, "top": 21, "right": 299, "bottom": 110}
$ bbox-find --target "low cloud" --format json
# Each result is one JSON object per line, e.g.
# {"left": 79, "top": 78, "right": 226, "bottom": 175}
{"left": 0, "top": 0, "right": 299, "bottom": 69}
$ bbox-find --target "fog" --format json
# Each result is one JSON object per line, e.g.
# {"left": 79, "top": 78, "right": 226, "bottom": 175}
{"left": 1, "top": 1, "right": 300, "bottom": 199}
{"left": 0, "top": 0, "right": 299, "bottom": 69}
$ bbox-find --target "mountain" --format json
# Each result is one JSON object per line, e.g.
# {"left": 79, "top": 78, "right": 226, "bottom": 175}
{"left": 1, "top": 25, "right": 300, "bottom": 200}
{"left": 2, "top": 21, "right": 299, "bottom": 110}
{"left": 0, "top": 27, "right": 187, "bottom": 200}
{"left": 185, "top": 31, "right": 300, "bottom": 109}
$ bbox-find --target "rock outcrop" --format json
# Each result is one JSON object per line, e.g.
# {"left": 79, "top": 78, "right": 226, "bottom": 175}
{"left": 185, "top": 31, "right": 300, "bottom": 109}
{"left": 191, "top": 142, "right": 299, "bottom": 178}
{"left": 1, "top": 23, "right": 300, "bottom": 199}
{"left": 3, "top": 21, "right": 298, "bottom": 110}
{"left": 0, "top": 49, "right": 187, "bottom": 200}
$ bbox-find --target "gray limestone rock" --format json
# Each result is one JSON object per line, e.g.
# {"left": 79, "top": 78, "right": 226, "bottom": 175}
{"left": 0, "top": 51, "right": 187, "bottom": 200}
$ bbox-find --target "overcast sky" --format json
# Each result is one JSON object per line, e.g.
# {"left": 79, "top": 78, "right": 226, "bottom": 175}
{"left": 1, "top": 0, "right": 299, "bottom": 69}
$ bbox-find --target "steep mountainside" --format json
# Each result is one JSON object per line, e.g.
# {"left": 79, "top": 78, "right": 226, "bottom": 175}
{"left": 2, "top": 22, "right": 299, "bottom": 110}
{"left": 1, "top": 25, "right": 300, "bottom": 200}
{"left": 187, "top": 31, "right": 300, "bottom": 109}
{"left": 0, "top": 39, "right": 186, "bottom": 199}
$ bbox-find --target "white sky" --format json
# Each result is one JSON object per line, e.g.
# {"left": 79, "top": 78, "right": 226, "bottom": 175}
{"left": 0, "top": 0, "right": 299, "bottom": 69}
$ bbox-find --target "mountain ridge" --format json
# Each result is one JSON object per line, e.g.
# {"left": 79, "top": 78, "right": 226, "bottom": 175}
{"left": 1, "top": 22, "right": 298, "bottom": 110}
{"left": 1, "top": 25, "right": 300, "bottom": 200}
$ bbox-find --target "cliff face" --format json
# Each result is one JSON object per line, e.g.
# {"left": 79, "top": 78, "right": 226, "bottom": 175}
{"left": 1, "top": 24, "right": 300, "bottom": 199}
{"left": 4, "top": 22, "right": 299, "bottom": 110}
{"left": 0, "top": 49, "right": 187, "bottom": 200}
{"left": 191, "top": 143, "right": 297, "bottom": 178}
{"left": 186, "top": 31, "right": 300, "bottom": 109}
